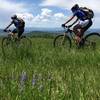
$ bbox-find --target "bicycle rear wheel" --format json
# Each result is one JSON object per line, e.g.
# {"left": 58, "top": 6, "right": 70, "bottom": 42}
{"left": 84, "top": 33, "right": 100, "bottom": 49}
{"left": 19, "top": 36, "right": 32, "bottom": 49}
{"left": 53, "top": 34, "right": 72, "bottom": 49}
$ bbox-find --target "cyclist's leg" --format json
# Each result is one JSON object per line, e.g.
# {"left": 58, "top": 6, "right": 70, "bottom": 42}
{"left": 73, "top": 24, "right": 81, "bottom": 35}
{"left": 73, "top": 24, "right": 82, "bottom": 44}
{"left": 12, "top": 29, "right": 17, "bottom": 34}
{"left": 9, "top": 29, "right": 17, "bottom": 38}
{"left": 18, "top": 28, "right": 24, "bottom": 38}
{"left": 79, "top": 19, "right": 93, "bottom": 46}
{"left": 74, "top": 20, "right": 92, "bottom": 44}
{"left": 82, "top": 19, "right": 93, "bottom": 33}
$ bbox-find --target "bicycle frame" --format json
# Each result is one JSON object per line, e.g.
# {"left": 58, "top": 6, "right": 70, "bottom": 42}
{"left": 54, "top": 26, "right": 100, "bottom": 49}
{"left": 5, "top": 30, "right": 18, "bottom": 40}
{"left": 63, "top": 27, "right": 76, "bottom": 41}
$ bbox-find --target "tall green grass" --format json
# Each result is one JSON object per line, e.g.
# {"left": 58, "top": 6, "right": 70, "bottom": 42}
{"left": 0, "top": 37, "right": 100, "bottom": 100}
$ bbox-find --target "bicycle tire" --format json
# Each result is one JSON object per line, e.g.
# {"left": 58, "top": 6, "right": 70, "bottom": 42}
{"left": 1, "top": 37, "right": 13, "bottom": 56}
{"left": 84, "top": 32, "right": 100, "bottom": 49}
{"left": 53, "top": 34, "right": 72, "bottom": 49}
{"left": 19, "top": 36, "right": 32, "bottom": 48}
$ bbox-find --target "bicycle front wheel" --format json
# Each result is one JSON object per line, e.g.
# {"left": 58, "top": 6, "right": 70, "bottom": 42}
{"left": 1, "top": 37, "right": 15, "bottom": 57}
{"left": 53, "top": 35, "right": 72, "bottom": 49}
{"left": 84, "top": 33, "right": 100, "bottom": 49}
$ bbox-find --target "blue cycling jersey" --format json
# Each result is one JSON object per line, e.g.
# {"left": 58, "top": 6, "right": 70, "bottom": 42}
{"left": 73, "top": 10, "right": 86, "bottom": 21}
{"left": 12, "top": 19, "right": 20, "bottom": 28}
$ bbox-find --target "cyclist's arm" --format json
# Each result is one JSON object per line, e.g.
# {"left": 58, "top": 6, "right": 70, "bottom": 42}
{"left": 70, "top": 17, "right": 79, "bottom": 26}
{"left": 64, "top": 15, "right": 75, "bottom": 25}
{"left": 5, "top": 21, "right": 13, "bottom": 30}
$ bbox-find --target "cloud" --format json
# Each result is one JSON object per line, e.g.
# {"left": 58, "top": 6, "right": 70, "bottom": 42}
{"left": 0, "top": 0, "right": 28, "bottom": 13}
{"left": 41, "top": 0, "right": 100, "bottom": 13}
{"left": 16, "top": 13, "right": 34, "bottom": 21}
{"left": 1, "top": 0, "right": 99, "bottom": 28}
{"left": 41, "top": 0, "right": 100, "bottom": 28}
{"left": 10, "top": 8, "right": 53, "bottom": 27}
{"left": 32, "top": 8, "right": 53, "bottom": 22}
{"left": 54, "top": 13, "right": 65, "bottom": 20}
{"left": 15, "top": 8, "right": 66, "bottom": 28}
{"left": 0, "top": 0, "right": 31, "bottom": 28}
{"left": 30, "top": 8, "right": 66, "bottom": 27}
{"left": 41, "top": 8, "right": 52, "bottom": 17}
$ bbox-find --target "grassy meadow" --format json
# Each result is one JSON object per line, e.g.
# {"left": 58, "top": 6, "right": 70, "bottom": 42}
{"left": 0, "top": 34, "right": 100, "bottom": 100}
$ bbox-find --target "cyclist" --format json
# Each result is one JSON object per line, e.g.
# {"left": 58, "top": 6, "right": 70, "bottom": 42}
{"left": 4, "top": 15, "right": 25, "bottom": 38}
{"left": 62, "top": 4, "right": 93, "bottom": 45}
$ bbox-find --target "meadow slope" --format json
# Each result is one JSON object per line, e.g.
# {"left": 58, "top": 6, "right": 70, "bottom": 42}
{"left": 0, "top": 37, "right": 100, "bottom": 100}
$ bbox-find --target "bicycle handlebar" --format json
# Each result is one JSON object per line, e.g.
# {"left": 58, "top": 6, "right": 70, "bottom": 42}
{"left": 4, "top": 29, "right": 11, "bottom": 33}
{"left": 62, "top": 25, "right": 71, "bottom": 29}
{"left": 62, "top": 25, "right": 73, "bottom": 33}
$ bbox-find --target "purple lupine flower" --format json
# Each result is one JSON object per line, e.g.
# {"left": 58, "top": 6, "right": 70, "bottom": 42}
{"left": 19, "top": 71, "right": 27, "bottom": 92}
{"left": 32, "top": 78, "right": 36, "bottom": 86}
{"left": 32, "top": 74, "right": 37, "bottom": 86}
{"left": 20, "top": 71, "right": 27, "bottom": 86}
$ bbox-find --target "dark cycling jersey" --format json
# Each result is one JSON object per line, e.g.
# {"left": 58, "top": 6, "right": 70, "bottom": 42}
{"left": 73, "top": 10, "right": 86, "bottom": 21}
{"left": 12, "top": 19, "right": 19, "bottom": 28}
{"left": 11, "top": 19, "right": 25, "bottom": 28}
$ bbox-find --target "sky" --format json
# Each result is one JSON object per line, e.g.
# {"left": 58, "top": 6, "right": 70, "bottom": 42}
{"left": 0, "top": 0, "right": 100, "bottom": 29}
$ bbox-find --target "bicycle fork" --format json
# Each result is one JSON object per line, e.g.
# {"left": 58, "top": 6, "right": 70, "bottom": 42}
{"left": 61, "top": 33, "right": 66, "bottom": 45}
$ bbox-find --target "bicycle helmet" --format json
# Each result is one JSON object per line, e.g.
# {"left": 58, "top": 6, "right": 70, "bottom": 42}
{"left": 71, "top": 4, "right": 79, "bottom": 12}
{"left": 11, "top": 15, "right": 17, "bottom": 19}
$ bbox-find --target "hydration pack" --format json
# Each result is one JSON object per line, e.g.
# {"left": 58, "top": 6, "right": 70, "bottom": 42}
{"left": 80, "top": 7, "right": 94, "bottom": 19}
{"left": 17, "top": 18, "right": 25, "bottom": 28}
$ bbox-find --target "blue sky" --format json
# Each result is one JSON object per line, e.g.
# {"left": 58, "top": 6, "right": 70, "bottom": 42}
{"left": 0, "top": 0, "right": 100, "bottom": 29}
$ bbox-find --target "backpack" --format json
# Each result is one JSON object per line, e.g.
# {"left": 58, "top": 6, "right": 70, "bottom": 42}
{"left": 17, "top": 18, "right": 25, "bottom": 28}
{"left": 80, "top": 7, "right": 94, "bottom": 19}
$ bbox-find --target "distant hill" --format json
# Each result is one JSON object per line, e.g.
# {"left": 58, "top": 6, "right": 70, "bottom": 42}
{"left": 25, "top": 27, "right": 100, "bottom": 34}
{"left": 25, "top": 27, "right": 64, "bottom": 33}
{"left": 0, "top": 29, "right": 6, "bottom": 36}
{"left": 89, "top": 29, "right": 100, "bottom": 33}
{"left": 0, "top": 28, "right": 100, "bottom": 37}
{"left": 0, "top": 29, "right": 3, "bottom": 32}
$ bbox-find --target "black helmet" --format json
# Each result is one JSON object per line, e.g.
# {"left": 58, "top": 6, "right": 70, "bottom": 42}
{"left": 71, "top": 4, "right": 79, "bottom": 12}
{"left": 11, "top": 15, "right": 17, "bottom": 19}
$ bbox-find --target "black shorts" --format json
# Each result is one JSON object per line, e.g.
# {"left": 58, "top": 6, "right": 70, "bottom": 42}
{"left": 12, "top": 28, "right": 24, "bottom": 38}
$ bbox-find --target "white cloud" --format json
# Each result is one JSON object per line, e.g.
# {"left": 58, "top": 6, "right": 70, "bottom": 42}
{"left": 0, "top": 0, "right": 31, "bottom": 28}
{"left": 0, "top": 0, "right": 28, "bottom": 12}
{"left": 14, "top": 8, "right": 66, "bottom": 28}
{"left": 1, "top": 0, "right": 99, "bottom": 28}
{"left": 41, "top": 0, "right": 100, "bottom": 28}
{"left": 30, "top": 8, "right": 67, "bottom": 27}
{"left": 41, "top": 0, "right": 100, "bottom": 13}
{"left": 16, "top": 13, "right": 34, "bottom": 21}
{"left": 41, "top": 8, "right": 52, "bottom": 17}
{"left": 54, "top": 13, "right": 65, "bottom": 19}
{"left": 33, "top": 8, "right": 53, "bottom": 22}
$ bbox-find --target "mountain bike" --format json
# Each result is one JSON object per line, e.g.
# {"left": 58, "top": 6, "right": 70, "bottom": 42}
{"left": 2, "top": 30, "right": 32, "bottom": 56}
{"left": 53, "top": 26, "right": 100, "bottom": 49}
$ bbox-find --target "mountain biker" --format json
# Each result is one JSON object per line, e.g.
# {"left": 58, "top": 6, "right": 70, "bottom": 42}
{"left": 4, "top": 15, "right": 25, "bottom": 38}
{"left": 62, "top": 4, "right": 93, "bottom": 45}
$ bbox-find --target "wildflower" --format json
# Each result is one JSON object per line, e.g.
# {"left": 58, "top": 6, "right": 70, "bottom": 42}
{"left": 32, "top": 74, "right": 38, "bottom": 86}
{"left": 20, "top": 71, "right": 27, "bottom": 87}
{"left": 19, "top": 71, "right": 27, "bottom": 92}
